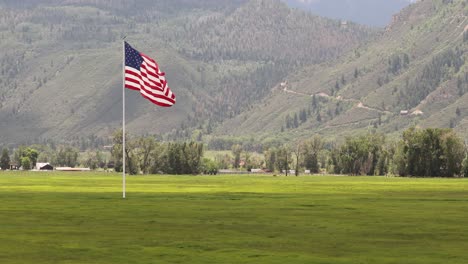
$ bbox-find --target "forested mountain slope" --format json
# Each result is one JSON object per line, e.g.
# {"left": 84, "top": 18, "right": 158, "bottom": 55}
{"left": 217, "top": 0, "right": 468, "bottom": 146}
{"left": 0, "top": 0, "right": 374, "bottom": 145}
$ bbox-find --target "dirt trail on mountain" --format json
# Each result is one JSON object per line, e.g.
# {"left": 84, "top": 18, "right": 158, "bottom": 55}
{"left": 282, "top": 86, "right": 392, "bottom": 115}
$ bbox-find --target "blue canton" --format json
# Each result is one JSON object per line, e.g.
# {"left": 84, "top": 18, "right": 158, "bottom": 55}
{"left": 125, "top": 42, "right": 143, "bottom": 69}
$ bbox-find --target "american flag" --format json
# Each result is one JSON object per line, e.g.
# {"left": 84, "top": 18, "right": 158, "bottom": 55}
{"left": 124, "top": 42, "right": 176, "bottom": 107}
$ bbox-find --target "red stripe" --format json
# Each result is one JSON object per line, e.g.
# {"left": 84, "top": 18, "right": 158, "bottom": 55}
{"left": 141, "top": 53, "right": 158, "bottom": 66}
{"left": 129, "top": 63, "right": 165, "bottom": 91}
{"left": 128, "top": 75, "right": 176, "bottom": 104}
{"left": 164, "top": 86, "right": 170, "bottom": 96}
{"left": 140, "top": 92, "right": 173, "bottom": 107}
{"left": 140, "top": 64, "right": 164, "bottom": 89}
{"left": 140, "top": 85, "right": 176, "bottom": 104}
{"left": 125, "top": 77, "right": 140, "bottom": 85}
{"left": 125, "top": 85, "right": 140, "bottom": 91}
{"left": 125, "top": 69, "right": 140, "bottom": 78}
{"left": 139, "top": 70, "right": 164, "bottom": 90}
{"left": 140, "top": 59, "right": 166, "bottom": 80}
{"left": 128, "top": 71, "right": 163, "bottom": 92}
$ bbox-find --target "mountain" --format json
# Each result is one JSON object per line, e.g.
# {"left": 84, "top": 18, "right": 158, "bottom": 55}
{"left": 217, "top": 0, "right": 468, "bottom": 146}
{"left": 0, "top": 0, "right": 374, "bottom": 146}
{"left": 283, "top": 0, "right": 414, "bottom": 27}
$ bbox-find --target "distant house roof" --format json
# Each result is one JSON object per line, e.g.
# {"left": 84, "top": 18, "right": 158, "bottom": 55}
{"left": 36, "top": 163, "right": 53, "bottom": 170}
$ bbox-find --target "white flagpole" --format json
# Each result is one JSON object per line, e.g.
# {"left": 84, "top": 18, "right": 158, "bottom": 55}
{"left": 122, "top": 40, "right": 126, "bottom": 199}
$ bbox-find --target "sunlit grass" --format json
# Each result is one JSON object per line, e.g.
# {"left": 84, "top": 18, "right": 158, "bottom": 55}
{"left": 0, "top": 171, "right": 467, "bottom": 263}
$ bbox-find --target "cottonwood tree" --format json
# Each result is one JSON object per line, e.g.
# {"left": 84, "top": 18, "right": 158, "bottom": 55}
{"left": 301, "top": 136, "right": 324, "bottom": 174}
{"left": 393, "top": 128, "right": 465, "bottom": 177}
{"left": 14, "top": 147, "right": 39, "bottom": 169}
{"left": 231, "top": 144, "right": 242, "bottom": 169}
{"left": 276, "top": 146, "right": 292, "bottom": 176}
{"left": 136, "top": 137, "right": 159, "bottom": 174}
{"left": 56, "top": 146, "right": 79, "bottom": 168}
{"left": 111, "top": 130, "right": 138, "bottom": 175}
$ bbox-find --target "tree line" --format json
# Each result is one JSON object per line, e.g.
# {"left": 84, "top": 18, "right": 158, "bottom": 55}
{"left": 0, "top": 145, "right": 81, "bottom": 170}
{"left": 2, "top": 127, "right": 468, "bottom": 177}
{"left": 268, "top": 128, "right": 468, "bottom": 177}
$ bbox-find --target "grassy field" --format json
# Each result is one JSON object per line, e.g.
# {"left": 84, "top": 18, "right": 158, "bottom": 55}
{"left": 0, "top": 172, "right": 467, "bottom": 264}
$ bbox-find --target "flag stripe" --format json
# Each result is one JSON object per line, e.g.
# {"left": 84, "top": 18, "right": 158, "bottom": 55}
{"left": 125, "top": 76, "right": 176, "bottom": 104}
{"left": 124, "top": 42, "right": 175, "bottom": 107}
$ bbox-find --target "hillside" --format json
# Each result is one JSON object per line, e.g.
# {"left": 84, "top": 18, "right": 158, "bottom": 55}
{"left": 0, "top": 0, "right": 374, "bottom": 146}
{"left": 217, "top": 0, "right": 468, "bottom": 146}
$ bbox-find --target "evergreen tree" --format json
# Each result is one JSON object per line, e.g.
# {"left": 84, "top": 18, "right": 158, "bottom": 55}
{"left": 293, "top": 113, "right": 299, "bottom": 128}
{"left": 311, "top": 95, "right": 317, "bottom": 110}
{"left": 0, "top": 148, "right": 10, "bottom": 170}
{"left": 299, "top": 109, "right": 307, "bottom": 123}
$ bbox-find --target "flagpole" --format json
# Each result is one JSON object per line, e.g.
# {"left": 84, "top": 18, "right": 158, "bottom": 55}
{"left": 122, "top": 39, "right": 126, "bottom": 199}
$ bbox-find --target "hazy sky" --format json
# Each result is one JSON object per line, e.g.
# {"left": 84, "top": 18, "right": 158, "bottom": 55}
{"left": 283, "top": 0, "right": 414, "bottom": 27}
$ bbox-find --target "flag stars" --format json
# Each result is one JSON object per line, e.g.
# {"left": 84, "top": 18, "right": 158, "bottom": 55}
{"left": 125, "top": 42, "right": 143, "bottom": 69}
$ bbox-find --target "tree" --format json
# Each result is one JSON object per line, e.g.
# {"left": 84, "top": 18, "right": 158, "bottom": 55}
{"left": 14, "top": 146, "right": 39, "bottom": 169}
{"left": 293, "top": 113, "right": 299, "bottom": 128}
{"left": 21, "top": 157, "right": 31, "bottom": 170}
{"left": 0, "top": 148, "right": 10, "bottom": 170}
{"left": 136, "top": 137, "right": 158, "bottom": 174}
{"left": 334, "top": 134, "right": 385, "bottom": 175}
{"left": 183, "top": 142, "right": 204, "bottom": 174}
{"left": 111, "top": 129, "right": 138, "bottom": 174}
{"left": 441, "top": 130, "right": 465, "bottom": 177}
{"left": 202, "top": 158, "right": 218, "bottom": 175}
{"left": 462, "top": 155, "right": 468, "bottom": 178}
{"left": 56, "top": 146, "right": 79, "bottom": 168}
{"left": 299, "top": 109, "right": 307, "bottom": 123}
{"left": 231, "top": 144, "right": 242, "bottom": 169}
{"left": 160, "top": 142, "right": 204, "bottom": 174}
{"left": 264, "top": 148, "right": 277, "bottom": 172}
{"left": 394, "top": 128, "right": 465, "bottom": 177}
{"left": 276, "top": 146, "right": 291, "bottom": 176}
{"left": 302, "top": 136, "right": 323, "bottom": 173}
{"left": 316, "top": 112, "right": 322, "bottom": 122}
{"left": 82, "top": 151, "right": 98, "bottom": 170}
{"left": 292, "top": 144, "right": 302, "bottom": 176}
{"left": 311, "top": 95, "right": 318, "bottom": 110}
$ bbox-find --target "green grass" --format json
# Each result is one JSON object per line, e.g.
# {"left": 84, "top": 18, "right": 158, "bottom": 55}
{"left": 0, "top": 172, "right": 467, "bottom": 263}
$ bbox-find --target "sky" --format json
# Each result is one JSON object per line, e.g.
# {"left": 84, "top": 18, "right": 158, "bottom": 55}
{"left": 283, "top": 0, "right": 414, "bottom": 27}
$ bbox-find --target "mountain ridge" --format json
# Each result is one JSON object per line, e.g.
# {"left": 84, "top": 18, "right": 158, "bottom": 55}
{"left": 216, "top": 0, "right": 467, "bottom": 146}
{"left": 0, "top": 0, "right": 374, "bottom": 146}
